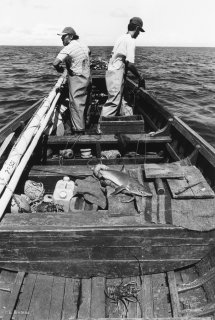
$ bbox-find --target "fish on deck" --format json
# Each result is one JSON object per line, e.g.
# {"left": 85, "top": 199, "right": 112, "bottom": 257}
{"left": 93, "top": 164, "right": 152, "bottom": 198}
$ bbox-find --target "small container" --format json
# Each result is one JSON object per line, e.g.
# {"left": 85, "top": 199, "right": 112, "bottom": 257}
{"left": 80, "top": 148, "right": 92, "bottom": 159}
{"left": 53, "top": 176, "right": 75, "bottom": 212}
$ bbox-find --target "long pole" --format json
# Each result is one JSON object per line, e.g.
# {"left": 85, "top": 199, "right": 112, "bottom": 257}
{"left": 0, "top": 72, "right": 66, "bottom": 197}
{"left": 0, "top": 89, "right": 63, "bottom": 219}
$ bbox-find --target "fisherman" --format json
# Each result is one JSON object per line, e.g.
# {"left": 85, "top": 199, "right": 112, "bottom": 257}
{"left": 53, "top": 27, "right": 91, "bottom": 134}
{"left": 100, "top": 17, "right": 146, "bottom": 118}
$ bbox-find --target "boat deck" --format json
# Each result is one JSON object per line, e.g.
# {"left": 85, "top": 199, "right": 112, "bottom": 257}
{"left": 0, "top": 263, "right": 215, "bottom": 320}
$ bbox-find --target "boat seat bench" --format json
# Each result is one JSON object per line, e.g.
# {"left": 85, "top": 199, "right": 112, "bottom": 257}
{"left": 46, "top": 134, "right": 172, "bottom": 145}
{"left": 43, "top": 134, "right": 171, "bottom": 165}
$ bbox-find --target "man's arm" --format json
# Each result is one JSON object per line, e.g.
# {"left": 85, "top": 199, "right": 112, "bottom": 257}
{"left": 126, "top": 61, "right": 145, "bottom": 89}
{"left": 53, "top": 58, "right": 64, "bottom": 73}
{"left": 126, "top": 61, "right": 141, "bottom": 79}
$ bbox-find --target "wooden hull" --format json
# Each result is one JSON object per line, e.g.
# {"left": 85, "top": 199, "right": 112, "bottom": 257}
{"left": 0, "top": 70, "right": 215, "bottom": 278}
{"left": 0, "top": 212, "right": 215, "bottom": 278}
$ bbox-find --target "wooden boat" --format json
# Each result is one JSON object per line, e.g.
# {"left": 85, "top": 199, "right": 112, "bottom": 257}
{"left": 0, "top": 67, "right": 215, "bottom": 285}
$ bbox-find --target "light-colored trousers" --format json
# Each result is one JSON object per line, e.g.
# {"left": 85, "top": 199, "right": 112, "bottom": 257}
{"left": 101, "top": 66, "right": 133, "bottom": 117}
{"left": 68, "top": 74, "right": 91, "bottom": 131}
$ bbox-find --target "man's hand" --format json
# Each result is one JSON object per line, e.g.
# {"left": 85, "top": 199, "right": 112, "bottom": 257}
{"left": 56, "top": 65, "right": 64, "bottom": 73}
{"left": 53, "top": 58, "right": 64, "bottom": 73}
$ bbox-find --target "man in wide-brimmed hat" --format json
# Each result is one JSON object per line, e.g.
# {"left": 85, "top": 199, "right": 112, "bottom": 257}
{"left": 100, "top": 17, "right": 145, "bottom": 118}
{"left": 53, "top": 27, "right": 91, "bottom": 134}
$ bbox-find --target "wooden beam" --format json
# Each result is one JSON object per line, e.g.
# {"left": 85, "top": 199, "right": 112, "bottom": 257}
{"left": 47, "top": 134, "right": 172, "bottom": 144}
{"left": 167, "top": 271, "right": 181, "bottom": 317}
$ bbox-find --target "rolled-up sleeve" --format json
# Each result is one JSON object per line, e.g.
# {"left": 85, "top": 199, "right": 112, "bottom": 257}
{"left": 56, "top": 47, "right": 69, "bottom": 62}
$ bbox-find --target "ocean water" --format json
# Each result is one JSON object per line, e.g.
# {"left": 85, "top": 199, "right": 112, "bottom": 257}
{"left": 0, "top": 46, "right": 215, "bottom": 148}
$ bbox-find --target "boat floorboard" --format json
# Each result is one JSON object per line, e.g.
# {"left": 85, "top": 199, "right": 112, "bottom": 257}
{"left": 0, "top": 266, "right": 213, "bottom": 320}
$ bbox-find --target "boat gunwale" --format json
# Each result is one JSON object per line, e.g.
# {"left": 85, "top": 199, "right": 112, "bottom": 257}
{"left": 0, "top": 98, "right": 44, "bottom": 145}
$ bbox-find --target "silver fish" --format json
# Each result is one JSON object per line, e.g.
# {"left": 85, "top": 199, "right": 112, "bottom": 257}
{"left": 99, "top": 168, "right": 152, "bottom": 197}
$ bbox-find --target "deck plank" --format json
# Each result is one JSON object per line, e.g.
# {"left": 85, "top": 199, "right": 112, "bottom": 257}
{"left": 48, "top": 276, "right": 65, "bottom": 320}
{"left": 2, "top": 272, "right": 25, "bottom": 320}
{"left": 167, "top": 271, "right": 181, "bottom": 317}
{"left": 152, "top": 273, "right": 171, "bottom": 318}
{"left": 26, "top": 274, "right": 53, "bottom": 320}
{"left": 62, "top": 278, "right": 80, "bottom": 320}
{"left": 14, "top": 273, "right": 37, "bottom": 320}
{"left": 77, "top": 279, "right": 91, "bottom": 318}
{"left": 140, "top": 275, "right": 154, "bottom": 318}
{"left": 171, "top": 197, "right": 215, "bottom": 231}
{"left": 167, "top": 166, "right": 214, "bottom": 199}
{"left": 90, "top": 277, "right": 106, "bottom": 318}
{"left": 144, "top": 163, "right": 185, "bottom": 179}
{"left": 0, "top": 270, "right": 18, "bottom": 319}
{"left": 127, "top": 276, "right": 138, "bottom": 318}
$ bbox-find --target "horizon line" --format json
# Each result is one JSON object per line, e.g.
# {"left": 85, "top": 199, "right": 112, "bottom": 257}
{"left": 0, "top": 44, "right": 215, "bottom": 48}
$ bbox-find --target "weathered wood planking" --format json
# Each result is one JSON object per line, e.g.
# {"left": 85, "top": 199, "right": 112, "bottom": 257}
{"left": 167, "top": 166, "right": 214, "bottom": 199}
{"left": 0, "top": 213, "right": 215, "bottom": 277}
{"left": 90, "top": 277, "right": 106, "bottom": 318}
{"left": 47, "top": 133, "right": 172, "bottom": 144}
{"left": 0, "top": 264, "right": 214, "bottom": 320}
{"left": 26, "top": 274, "right": 53, "bottom": 320}
{"left": 77, "top": 279, "right": 91, "bottom": 318}
{"left": 14, "top": 274, "right": 37, "bottom": 320}
{"left": 167, "top": 271, "right": 181, "bottom": 317}
{"left": 2, "top": 272, "right": 25, "bottom": 320}
{"left": 100, "top": 115, "right": 145, "bottom": 134}
{"left": 144, "top": 163, "right": 185, "bottom": 179}
{"left": 171, "top": 198, "right": 215, "bottom": 231}
{"left": 48, "top": 277, "right": 65, "bottom": 320}
{"left": 0, "top": 270, "right": 20, "bottom": 320}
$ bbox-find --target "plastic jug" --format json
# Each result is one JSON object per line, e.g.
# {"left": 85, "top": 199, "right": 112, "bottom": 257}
{"left": 53, "top": 176, "right": 75, "bottom": 212}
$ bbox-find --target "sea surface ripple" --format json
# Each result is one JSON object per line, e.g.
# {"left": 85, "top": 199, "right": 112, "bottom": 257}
{"left": 0, "top": 45, "right": 214, "bottom": 148}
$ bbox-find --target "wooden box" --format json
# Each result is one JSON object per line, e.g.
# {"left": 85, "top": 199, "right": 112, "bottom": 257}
{"left": 100, "top": 115, "right": 145, "bottom": 134}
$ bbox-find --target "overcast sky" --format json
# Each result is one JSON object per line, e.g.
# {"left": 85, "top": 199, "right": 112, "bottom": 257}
{"left": 0, "top": 0, "right": 215, "bottom": 47}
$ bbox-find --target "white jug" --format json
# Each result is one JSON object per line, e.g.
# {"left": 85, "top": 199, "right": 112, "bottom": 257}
{"left": 53, "top": 176, "right": 75, "bottom": 212}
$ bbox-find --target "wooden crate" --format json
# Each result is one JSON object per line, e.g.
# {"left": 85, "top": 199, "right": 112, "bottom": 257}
{"left": 99, "top": 115, "right": 145, "bottom": 134}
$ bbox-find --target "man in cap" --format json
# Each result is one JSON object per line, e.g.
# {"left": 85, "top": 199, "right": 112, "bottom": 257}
{"left": 100, "top": 17, "right": 145, "bottom": 118}
{"left": 53, "top": 27, "right": 91, "bottom": 134}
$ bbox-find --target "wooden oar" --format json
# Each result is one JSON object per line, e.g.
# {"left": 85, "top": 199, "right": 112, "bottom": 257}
{"left": 0, "top": 71, "right": 67, "bottom": 197}
{"left": 0, "top": 87, "right": 64, "bottom": 219}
